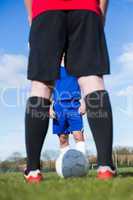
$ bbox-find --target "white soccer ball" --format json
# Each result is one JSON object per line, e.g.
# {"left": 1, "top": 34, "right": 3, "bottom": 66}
{"left": 55, "top": 149, "right": 89, "bottom": 178}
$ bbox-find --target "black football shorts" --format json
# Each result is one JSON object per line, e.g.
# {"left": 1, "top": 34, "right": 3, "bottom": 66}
{"left": 28, "top": 10, "right": 110, "bottom": 81}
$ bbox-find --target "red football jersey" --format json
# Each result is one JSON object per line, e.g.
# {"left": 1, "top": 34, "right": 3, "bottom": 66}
{"left": 32, "top": 0, "right": 101, "bottom": 19}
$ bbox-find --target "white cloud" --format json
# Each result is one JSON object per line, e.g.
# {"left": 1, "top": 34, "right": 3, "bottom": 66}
{"left": 118, "top": 43, "right": 133, "bottom": 71}
{"left": 105, "top": 43, "right": 133, "bottom": 90}
{"left": 0, "top": 53, "right": 29, "bottom": 88}
{"left": 116, "top": 85, "right": 133, "bottom": 118}
{"left": 117, "top": 85, "right": 133, "bottom": 96}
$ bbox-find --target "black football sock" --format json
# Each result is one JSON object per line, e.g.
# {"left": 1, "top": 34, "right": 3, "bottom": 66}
{"left": 25, "top": 96, "right": 50, "bottom": 172}
{"left": 85, "top": 90, "right": 114, "bottom": 168}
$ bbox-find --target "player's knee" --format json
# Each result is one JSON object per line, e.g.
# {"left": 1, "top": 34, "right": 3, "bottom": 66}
{"left": 73, "top": 131, "right": 84, "bottom": 142}
{"left": 78, "top": 75, "right": 105, "bottom": 96}
{"left": 59, "top": 134, "right": 68, "bottom": 145}
{"left": 30, "top": 81, "right": 53, "bottom": 99}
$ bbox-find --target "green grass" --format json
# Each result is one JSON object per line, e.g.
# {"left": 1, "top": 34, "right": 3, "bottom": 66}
{"left": 0, "top": 168, "right": 133, "bottom": 200}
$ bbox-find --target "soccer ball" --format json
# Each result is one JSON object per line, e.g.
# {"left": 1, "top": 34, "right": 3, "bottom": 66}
{"left": 55, "top": 149, "right": 89, "bottom": 178}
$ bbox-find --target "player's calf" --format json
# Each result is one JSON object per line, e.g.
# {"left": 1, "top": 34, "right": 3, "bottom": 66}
{"left": 25, "top": 81, "right": 52, "bottom": 182}
{"left": 59, "top": 134, "right": 70, "bottom": 154}
{"left": 73, "top": 131, "right": 86, "bottom": 155}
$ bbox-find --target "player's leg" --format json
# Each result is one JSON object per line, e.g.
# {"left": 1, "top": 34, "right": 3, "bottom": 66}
{"left": 53, "top": 104, "right": 70, "bottom": 154}
{"left": 78, "top": 77, "right": 116, "bottom": 180}
{"left": 25, "top": 81, "right": 52, "bottom": 175}
{"left": 58, "top": 134, "right": 70, "bottom": 154}
{"left": 59, "top": 134, "right": 69, "bottom": 148}
{"left": 78, "top": 76, "right": 114, "bottom": 168}
{"left": 72, "top": 131, "right": 86, "bottom": 155}
{"left": 66, "top": 10, "right": 115, "bottom": 178}
{"left": 25, "top": 11, "right": 67, "bottom": 182}
{"left": 67, "top": 105, "right": 86, "bottom": 155}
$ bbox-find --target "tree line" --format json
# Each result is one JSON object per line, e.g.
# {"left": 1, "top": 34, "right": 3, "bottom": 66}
{"left": 0, "top": 147, "right": 133, "bottom": 173}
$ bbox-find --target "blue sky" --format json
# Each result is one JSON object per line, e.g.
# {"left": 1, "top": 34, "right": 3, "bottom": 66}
{"left": 0, "top": 0, "right": 133, "bottom": 160}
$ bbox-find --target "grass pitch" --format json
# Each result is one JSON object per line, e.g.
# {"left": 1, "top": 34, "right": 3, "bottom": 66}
{"left": 0, "top": 168, "right": 133, "bottom": 200}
